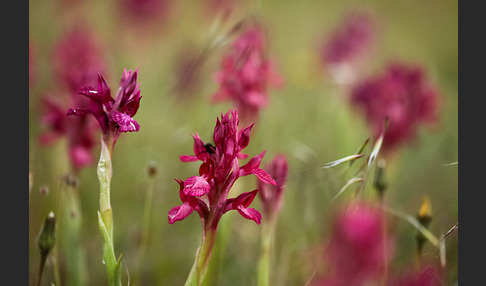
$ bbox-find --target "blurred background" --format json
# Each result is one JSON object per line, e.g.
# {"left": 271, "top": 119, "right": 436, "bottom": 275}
{"left": 29, "top": 0, "right": 457, "bottom": 285}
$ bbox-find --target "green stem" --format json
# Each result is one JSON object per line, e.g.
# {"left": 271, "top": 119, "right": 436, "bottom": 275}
{"left": 97, "top": 137, "right": 122, "bottom": 286}
{"left": 185, "top": 229, "right": 217, "bottom": 286}
{"left": 60, "top": 176, "right": 87, "bottom": 286}
{"left": 36, "top": 253, "right": 46, "bottom": 286}
{"left": 258, "top": 216, "right": 277, "bottom": 286}
{"left": 134, "top": 175, "right": 156, "bottom": 284}
{"left": 379, "top": 198, "right": 388, "bottom": 286}
{"left": 51, "top": 246, "right": 62, "bottom": 286}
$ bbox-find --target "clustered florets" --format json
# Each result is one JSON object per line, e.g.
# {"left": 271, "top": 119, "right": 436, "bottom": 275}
{"left": 168, "top": 109, "right": 276, "bottom": 228}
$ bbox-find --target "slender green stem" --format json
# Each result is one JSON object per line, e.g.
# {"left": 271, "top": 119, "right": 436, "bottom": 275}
{"left": 51, "top": 248, "right": 62, "bottom": 286}
{"left": 258, "top": 216, "right": 277, "bottom": 286}
{"left": 379, "top": 198, "right": 389, "bottom": 286}
{"left": 185, "top": 229, "right": 217, "bottom": 286}
{"left": 134, "top": 174, "right": 156, "bottom": 284}
{"left": 36, "top": 253, "right": 46, "bottom": 286}
{"left": 60, "top": 175, "right": 87, "bottom": 286}
{"left": 97, "top": 137, "right": 122, "bottom": 286}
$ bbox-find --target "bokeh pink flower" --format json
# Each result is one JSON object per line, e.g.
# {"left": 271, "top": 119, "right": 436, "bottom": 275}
{"left": 319, "top": 11, "right": 376, "bottom": 84}
{"left": 350, "top": 62, "right": 440, "bottom": 153}
{"left": 52, "top": 25, "right": 107, "bottom": 93}
{"left": 212, "top": 25, "right": 283, "bottom": 124}
{"left": 318, "top": 202, "right": 393, "bottom": 286}
{"left": 321, "top": 11, "right": 375, "bottom": 67}
{"left": 389, "top": 266, "right": 442, "bottom": 286}
{"left": 39, "top": 95, "right": 98, "bottom": 171}
{"left": 38, "top": 26, "right": 108, "bottom": 171}
{"left": 257, "top": 154, "right": 288, "bottom": 220}
{"left": 118, "top": 0, "right": 171, "bottom": 28}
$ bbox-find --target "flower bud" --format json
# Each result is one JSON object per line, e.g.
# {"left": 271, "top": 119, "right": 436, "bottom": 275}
{"left": 147, "top": 161, "right": 158, "bottom": 178}
{"left": 36, "top": 212, "right": 56, "bottom": 258}
{"left": 373, "top": 159, "right": 388, "bottom": 198}
{"left": 415, "top": 196, "right": 433, "bottom": 253}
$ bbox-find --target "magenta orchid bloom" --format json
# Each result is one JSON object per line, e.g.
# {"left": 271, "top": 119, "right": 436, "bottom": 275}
{"left": 39, "top": 95, "right": 97, "bottom": 172}
{"left": 169, "top": 109, "right": 276, "bottom": 285}
{"left": 257, "top": 154, "right": 288, "bottom": 220}
{"left": 168, "top": 109, "right": 276, "bottom": 227}
{"left": 212, "top": 25, "right": 283, "bottom": 124}
{"left": 350, "top": 62, "right": 440, "bottom": 153}
{"left": 66, "top": 68, "right": 142, "bottom": 145}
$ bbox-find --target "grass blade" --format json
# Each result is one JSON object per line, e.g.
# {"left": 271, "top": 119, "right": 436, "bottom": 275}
{"left": 322, "top": 154, "right": 364, "bottom": 169}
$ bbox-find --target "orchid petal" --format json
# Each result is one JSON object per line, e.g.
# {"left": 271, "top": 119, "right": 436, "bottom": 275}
{"left": 168, "top": 203, "right": 194, "bottom": 224}
{"left": 193, "top": 134, "right": 209, "bottom": 161}
{"left": 236, "top": 206, "right": 262, "bottom": 225}
{"left": 241, "top": 151, "right": 266, "bottom": 173}
{"left": 237, "top": 123, "right": 254, "bottom": 150}
{"left": 66, "top": 108, "right": 91, "bottom": 116}
{"left": 111, "top": 111, "right": 140, "bottom": 132}
{"left": 253, "top": 168, "right": 277, "bottom": 185}
{"left": 183, "top": 176, "right": 210, "bottom": 197}
{"left": 180, "top": 155, "right": 199, "bottom": 162}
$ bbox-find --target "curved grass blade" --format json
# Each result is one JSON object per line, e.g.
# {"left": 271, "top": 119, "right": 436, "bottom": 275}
{"left": 322, "top": 154, "right": 364, "bottom": 169}
{"left": 331, "top": 177, "right": 364, "bottom": 202}
{"left": 381, "top": 206, "right": 439, "bottom": 247}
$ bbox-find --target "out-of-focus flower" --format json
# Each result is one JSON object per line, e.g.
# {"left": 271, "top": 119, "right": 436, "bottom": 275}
{"left": 322, "top": 202, "right": 393, "bottom": 286}
{"left": 212, "top": 25, "right": 283, "bottom": 124}
{"left": 38, "top": 95, "right": 97, "bottom": 171}
{"left": 319, "top": 11, "right": 376, "bottom": 84}
{"left": 118, "top": 0, "right": 171, "bottom": 28}
{"left": 350, "top": 62, "right": 440, "bottom": 153}
{"left": 257, "top": 154, "right": 288, "bottom": 220}
{"left": 67, "top": 68, "right": 142, "bottom": 145}
{"left": 37, "top": 25, "right": 106, "bottom": 172}
{"left": 321, "top": 11, "right": 375, "bottom": 66}
{"left": 53, "top": 25, "right": 107, "bottom": 93}
{"left": 168, "top": 109, "right": 276, "bottom": 227}
{"left": 389, "top": 266, "right": 442, "bottom": 286}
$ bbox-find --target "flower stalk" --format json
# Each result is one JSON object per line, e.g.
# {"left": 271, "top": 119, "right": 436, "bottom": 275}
{"left": 185, "top": 228, "right": 217, "bottom": 286}
{"left": 257, "top": 215, "right": 277, "bottom": 286}
{"left": 168, "top": 109, "right": 276, "bottom": 286}
{"left": 59, "top": 174, "right": 87, "bottom": 286}
{"left": 66, "top": 67, "right": 142, "bottom": 286}
{"left": 134, "top": 162, "right": 158, "bottom": 285}
{"left": 256, "top": 154, "right": 288, "bottom": 286}
{"left": 97, "top": 136, "right": 123, "bottom": 286}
